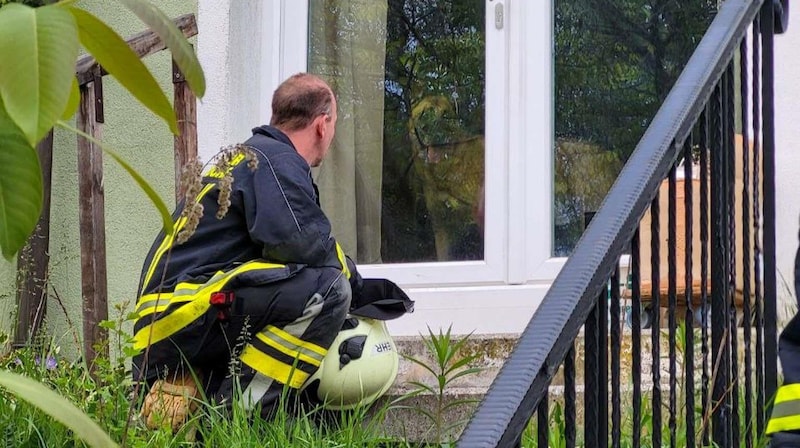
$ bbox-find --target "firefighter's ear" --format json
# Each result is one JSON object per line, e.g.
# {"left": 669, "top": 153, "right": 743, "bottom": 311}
{"left": 314, "top": 113, "right": 329, "bottom": 137}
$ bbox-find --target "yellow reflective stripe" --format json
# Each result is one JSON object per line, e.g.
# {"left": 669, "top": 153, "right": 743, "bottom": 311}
{"left": 767, "top": 383, "right": 800, "bottom": 434}
{"left": 206, "top": 153, "right": 245, "bottom": 179}
{"left": 266, "top": 325, "right": 327, "bottom": 357}
{"left": 141, "top": 183, "right": 215, "bottom": 289}
{"left": 767, "top": 414, "right": 800, "bottom": 434}
{"left": 335, "top": 243, "right": 351, "bottom": 279}
{"left": 135, "top": 282, "right": 206, "bottom": 316}
{"left": 133, "top": 261, "right": 287, "bottom": 352}
{"left": 254, "top": 331, "right": 324, "bottom": 367}
{"left": 132, "top": 294, "right": 212, "bottom": 351}
{"left": 766, "top": 384, "right": 800, "bottom": 434}
{"left": 137, "top": 303, "right": 170, "bottom": 319}
{"left": 775, "top": 383, "right": 800, "bottom": 404}
{"left": 135, "top": 293, "right": 173, "bottom": 315}
{"left": 136, "top": 283, "right": 205, "bottom": 312}
{"left": 239, "top": 346, "right": 309, "bottom": 389}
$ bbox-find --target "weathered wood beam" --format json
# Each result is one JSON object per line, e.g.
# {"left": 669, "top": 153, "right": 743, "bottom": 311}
{"left": 173, "top": 58, "right": 198, "bottom": 202}
{"left": 77, "top": 74, "right": 109, "bottom": 372}
{"left": 75, "top": 13, "right": 198, "bottom": 87}
{"left": 13, "top": 130, "right": 54, "bottom": 348}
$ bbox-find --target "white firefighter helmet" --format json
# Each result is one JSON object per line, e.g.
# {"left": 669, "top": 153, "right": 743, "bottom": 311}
{"left": 303, "top": 316, "right": 399, "bottom": 410}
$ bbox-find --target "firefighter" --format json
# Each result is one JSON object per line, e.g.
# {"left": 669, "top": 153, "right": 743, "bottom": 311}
{"left": 133, "top": 73, "right": 358, "bottom": 431}
{"left": 768, "top": 227, "right": 800, "bottom": 446}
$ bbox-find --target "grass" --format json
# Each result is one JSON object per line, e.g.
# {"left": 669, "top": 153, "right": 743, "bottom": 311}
{"left": 0, "top": 316, "right": 485, "bottom": 447}
{"left": 519, "top": 321, "right": 773, "bottom": 448}
{"left": 0, "top": 315, "right": 778, "bottom": 447}
{"left": 0, "top": 341, "right": 417, "bottom": 447}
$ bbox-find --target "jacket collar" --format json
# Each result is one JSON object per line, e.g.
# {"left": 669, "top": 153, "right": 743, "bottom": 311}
{"left": 251, "top": 125, "right": 295, "bottom": 149}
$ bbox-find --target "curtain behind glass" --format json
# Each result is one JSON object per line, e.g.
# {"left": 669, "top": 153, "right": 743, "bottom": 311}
{"left": 309, "top": 0, "right": 387, "bottom": 264}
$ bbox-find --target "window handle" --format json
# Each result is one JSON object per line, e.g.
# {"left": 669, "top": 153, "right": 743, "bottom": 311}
{"left": 495, "top": 2, "right": 504, "bottom": 30}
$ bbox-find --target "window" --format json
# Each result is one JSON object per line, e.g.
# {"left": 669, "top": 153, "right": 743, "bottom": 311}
{"left": 200, "top": 1, "right": 554, "bottom": 335}
{"left": 273, "top": 0, "right": 527, "bottom": 289}
{"left": 308, "top": 1, "right": 487, "bottom": 265}
{"left": 552, "top": 0, "right": 716, "bottom": 256}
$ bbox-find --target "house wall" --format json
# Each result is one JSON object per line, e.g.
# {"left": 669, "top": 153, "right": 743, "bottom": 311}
{"left": 774, "top": 21, "right": 800, "bottom": 323}
{"left": 0, "top": 0, "right": 197, "bottom": 352}
{"left": 0, "top": 1, "right": 798, "bottom": 353}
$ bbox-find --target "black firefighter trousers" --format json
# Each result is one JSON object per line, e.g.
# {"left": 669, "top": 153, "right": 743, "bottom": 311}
{"left": 133, "top": 265, "right": 351, "bottom": 420}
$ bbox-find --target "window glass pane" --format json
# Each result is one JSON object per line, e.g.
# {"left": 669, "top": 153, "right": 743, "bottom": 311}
{"left": 553, "top": 0, "right": 716, "bottom": 256}
{"left": 308, "top": 0, "right": 486, "bottom": 264}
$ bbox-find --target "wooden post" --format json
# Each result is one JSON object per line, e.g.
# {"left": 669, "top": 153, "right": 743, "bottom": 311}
{"left": 173, "top": 58, "right": 198, "bottom": 202}
{"left": 66, "top": 13, "right": 198, "bottom": 369}
{"left": 13, "top": 130, "right": 54, "bottom": 348}
{"left": 77, "top": 74, "right": 109, "bottom": 372}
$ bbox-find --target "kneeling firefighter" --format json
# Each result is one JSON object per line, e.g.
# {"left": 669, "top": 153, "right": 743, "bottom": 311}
{"left": 132, "top": 73, "right": 413, "bottom": 432}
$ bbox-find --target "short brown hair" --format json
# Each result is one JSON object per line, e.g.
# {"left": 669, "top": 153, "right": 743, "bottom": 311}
{"left": 270, "top": 73, "right": 334, "bottom": 131}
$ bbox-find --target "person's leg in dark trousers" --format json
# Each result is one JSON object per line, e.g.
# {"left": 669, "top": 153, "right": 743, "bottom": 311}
{"left": 769, "top": 241, "right": 800, "bottom": 446}
{"left": 199, "top": 267, "right": 351, "bottom": 419}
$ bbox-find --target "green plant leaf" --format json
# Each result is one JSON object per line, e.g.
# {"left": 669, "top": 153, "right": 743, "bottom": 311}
{"left": 68, "top": 7, "right": 177, "bottom": 134}
{"left": 0, "top": 3, "right": 79, "bottom": 146}
{"left": 115, "top": 0, "right": 205, "bottom": 97}
{"left": 441, "top": 398, "right": 480, "bottom": 413}
{"left": 407, "top": 380, "right": 436, "bottom": 396}
{"left": 61, "top": 76, "right": 80, "bottom": 120}
{"left": 443, "top": 354, "right": 479, "bottom": 376}
{"left": 0, "top": 370, "right": 119, "bottom": 447}
{"left": 401, "top": 354, "right": 439, "bottom": 378}
{"left": 444, "top": 367, "right": 483, "bottom": 386}
{"left": 0, "top": 105, "right": 42, "bottom": 261}
{"left": 58, "top": 121, "right": 175, "bottom": 235}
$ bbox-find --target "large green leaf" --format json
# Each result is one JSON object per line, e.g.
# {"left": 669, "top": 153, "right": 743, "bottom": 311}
{"left": 61, "top": 76, "right": 80, "bottom": 120}
{"left": 69, "top": 7, "right": 178, "bottom": 134}
{"left": 0, "top": 370, "right": 119, "bottom": 448}
{"left": 59, "top": 121, "right": 175, "bottom": 236}
{"left": 0, "top": 3, "right": 79, "bottom": 146}
{"left": 116, "top": 0, "right": 205, "bottom": 98}
{"left": 0, "top": 104, "right": 42, "bottom": 261}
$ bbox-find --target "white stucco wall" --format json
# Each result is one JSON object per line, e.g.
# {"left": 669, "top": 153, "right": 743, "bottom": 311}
{"left": 196, "top": 0, "right": 268, "bottom": 162}
{"left": 0, "top": 0, "right": 197, "bottom": 352}
{"left": 774, "top": 21, "right": 800, "bottom": 324}
{"left": 194, "top": 1, "right": 800, "bottom": 337}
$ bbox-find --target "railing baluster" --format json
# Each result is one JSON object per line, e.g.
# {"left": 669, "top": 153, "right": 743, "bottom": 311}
{"left": 668, "top": 162, "right": 678, "bottom": 448}
{"left": 585, "top": 296, "right": 600, "bottom": 447}
{"left": 760, "top": 0, "right": 779, "bottom": 418}
{"left": 610, "top": 265, "right": 621, "bottom": 448}
{"left": 565, "top": 344, "right": 577, "bottom": 448}
{"left": 711, "top": 77, "right": 731, "bottom": 448}
{"left": 700, "top": 103, "right": 711, "bottom": 447}
{"left": 740, "top": 29, "right": 754, "bottom": 446}
{"left": 599, "top": 278, "right": 608, "bottom": 448}
{"left": 537, "top": 394, "right": 548, "bottom": 448}
{"left": 725, "top": 59, "right": 741, "bottom": 448}
{"left": 683, "top": 136, "right": 696, "bottom": 448}
{"left": 752, "top": 11, "right": 766, "bottom": 438}
{"left": 650, "top": 193, "right": 662, "bottom": 448}
{"left": 631, "top": 229, "right": 642, "bottom": 448}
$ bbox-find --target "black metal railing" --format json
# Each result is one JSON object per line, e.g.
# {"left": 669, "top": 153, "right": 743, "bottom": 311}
{"left": 458, "top": 0, "right": 788, "bottom": 446}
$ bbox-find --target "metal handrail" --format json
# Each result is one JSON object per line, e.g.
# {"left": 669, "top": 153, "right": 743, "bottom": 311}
{"left": 456, "top": 0, "right": 779, "bottom": 446}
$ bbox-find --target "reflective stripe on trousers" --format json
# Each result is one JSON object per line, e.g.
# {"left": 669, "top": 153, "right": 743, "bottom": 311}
{"left": 768, "top": 383, "right": 800, "bottom": 434}
{"left": 132, "top": 260, "right": 285, "bottom": 351}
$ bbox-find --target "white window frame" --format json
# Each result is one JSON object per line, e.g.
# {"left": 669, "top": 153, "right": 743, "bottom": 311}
{"left": 197, "top": 0, "right": 565, "bottom": 335}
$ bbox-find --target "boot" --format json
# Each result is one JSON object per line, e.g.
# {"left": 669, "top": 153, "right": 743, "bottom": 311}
{"left": 140, "top": 370, "right": 202, "bottom": 432}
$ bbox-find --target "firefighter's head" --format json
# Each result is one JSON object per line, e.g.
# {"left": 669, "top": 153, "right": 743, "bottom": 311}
{"left": 270, "top": 73, "right": 337, "bottom": 168}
